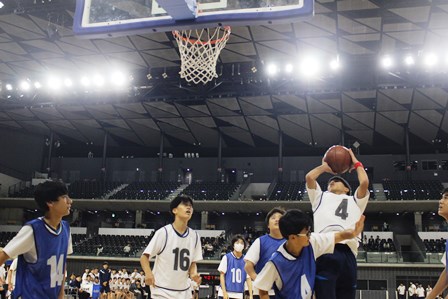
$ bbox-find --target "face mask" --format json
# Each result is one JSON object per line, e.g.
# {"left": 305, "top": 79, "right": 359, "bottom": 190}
{"left": 234, "top": 243, "right": 244, "bottom": 252}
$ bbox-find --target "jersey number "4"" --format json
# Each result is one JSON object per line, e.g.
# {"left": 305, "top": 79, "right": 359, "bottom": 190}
{"left": 334, "top": 198, "right": 349, "bottom": 220}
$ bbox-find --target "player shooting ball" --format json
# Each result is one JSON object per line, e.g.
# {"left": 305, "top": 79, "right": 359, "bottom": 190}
{"left": 305, "top": 146, "right": 369, "bottom": 299}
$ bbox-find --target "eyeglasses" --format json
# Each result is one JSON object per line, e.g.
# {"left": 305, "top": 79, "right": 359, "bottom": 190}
{"left": 296, "top": 229, "right": 312, "bottom": 238}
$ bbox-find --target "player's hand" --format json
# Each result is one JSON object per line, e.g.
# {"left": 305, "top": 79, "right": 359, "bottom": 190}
{"left": 145, "top": 272, "right": 155, "bottom": 287}
{"left": 223, "top": 291, "right": 230, "bottom": 299}
{"left": 320, "top": 160, "right": 336, "bottom": 175}
{"left": 191, "top": 273, "right": 202, "bottom": 285}
{"left": 347, "top": 149, "right": 359, "bottom": 173}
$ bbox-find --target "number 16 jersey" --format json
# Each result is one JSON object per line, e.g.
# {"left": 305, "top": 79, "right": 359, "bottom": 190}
{"left": 306, "top": 183, "right": 369, "bottom": 255}
{"left": 143, "top": 224, "right": 203, "bottom": 292}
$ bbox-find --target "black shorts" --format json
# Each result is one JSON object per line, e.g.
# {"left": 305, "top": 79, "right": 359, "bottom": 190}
{"left": 314, "top": 244, "right": 357, "bottom": 299}
{"left": 100, "top": 285, "right": 110, "bottom": 293}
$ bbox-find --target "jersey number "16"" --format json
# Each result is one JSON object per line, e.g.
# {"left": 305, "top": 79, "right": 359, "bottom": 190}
{"left": 173, "top": 248, "right": 190, "bottom": 271}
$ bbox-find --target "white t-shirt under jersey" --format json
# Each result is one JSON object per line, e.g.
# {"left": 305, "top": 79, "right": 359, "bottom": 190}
{"left": 307, "top": 183, "right": 369, "bottom": 255}
{"left": 143, "top": 224, "right": 202, "bottom": 299}
{"left": 253, "top": 232, "right": 335, "bottom": 293}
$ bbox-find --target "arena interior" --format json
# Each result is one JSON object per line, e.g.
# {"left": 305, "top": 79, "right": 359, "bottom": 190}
{"left": 1, "top": 0, "right": 448, "bottom": 298}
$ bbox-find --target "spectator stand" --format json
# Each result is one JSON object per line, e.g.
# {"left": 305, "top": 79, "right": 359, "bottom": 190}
{"left": 361, "top": 231, "right": 398, "bottom": 263}
{"left": 418, "top": 232, "right": 448, "bottom": 263}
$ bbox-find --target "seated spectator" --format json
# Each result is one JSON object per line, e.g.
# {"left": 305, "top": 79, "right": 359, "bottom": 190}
{"left": 130, "top": 279, "right": 146, "bottom": 299}
{"left": 79, "top": 275, "right": 93, "bottom": 299}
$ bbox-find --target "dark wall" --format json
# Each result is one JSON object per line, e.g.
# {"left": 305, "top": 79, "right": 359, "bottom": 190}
{"left": 0, "top": 128, "right": 45, "bottom": 180}
{"left": 50, "top": 153, "right": 448, "bottom": 183}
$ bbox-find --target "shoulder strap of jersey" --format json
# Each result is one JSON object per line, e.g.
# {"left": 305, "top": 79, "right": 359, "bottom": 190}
{"left": 157, "top": 226, "right": 169, "bottom": 255}
{"left": 312, "top": 191, "right": 325, "bottom": 213}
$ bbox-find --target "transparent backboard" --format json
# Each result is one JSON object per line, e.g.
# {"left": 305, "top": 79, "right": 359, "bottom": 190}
{"left": 73, "top": 0, "right": 314, "bottom": 38}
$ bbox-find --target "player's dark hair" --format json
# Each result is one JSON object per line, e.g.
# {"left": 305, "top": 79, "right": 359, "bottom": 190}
{"left": 34, "top": 181, "right": 68, "bottom": 212}
{"left": 442, "top": 188, "right": 448, "bottom": 195}
{"left": 169, "top": 195, "right": 194, "bottom": 215}
{"left": 265, "top": 207, "right": 286, "bottom": 227}
{"left": 279, "top": 209, "right": 313, "bottom": 239}
{"left": 231, "top": 234, "right": 246, "bottom": 247}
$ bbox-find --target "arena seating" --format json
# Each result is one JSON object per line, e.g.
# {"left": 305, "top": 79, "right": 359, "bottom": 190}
{"left": 11, "top": 185, "right": 36, "bottom": 198}
{"left": 109, "top": 182, "right": 180, "bottom": 200}
{"left": 382, "top": 180, "right": 443, "bottom": 200}
{"left": 68, "top": 181, "right": 122, "bottom": 199}
{"left": 182, "top": 182, "right": 239, "bottom": 200}
{"left": 201, "top": 235, "right": 226, "bottom": 259}
{"left": 73, "top": 234, "right": 151, "bottom": 257}
{"left": 269, "top": 182, "right": 305, "bottom": 201}
{"left": 363, "top": 237, "right": 396, "bottom": 252}
{"left": 423, "top": 239, "right": 445, "bottom": 253}
{"left": 0, "top": 231, "right": 16, "bottom": 247}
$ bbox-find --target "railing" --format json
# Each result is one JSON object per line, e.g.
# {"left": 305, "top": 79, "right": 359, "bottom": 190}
{"left": 8, "top": 181, "right": 31, "bottom": 196}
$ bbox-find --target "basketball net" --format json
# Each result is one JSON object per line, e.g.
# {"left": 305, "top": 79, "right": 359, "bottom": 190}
{"left": 172, "top": 26, "right": 231, "bottom": 85}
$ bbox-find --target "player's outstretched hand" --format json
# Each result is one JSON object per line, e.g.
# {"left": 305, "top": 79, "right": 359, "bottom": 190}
{"left": 145, "top": 272, "right": 155, "bottom": 287}
{"left": 191, "top": 273, "right": 202, "bottom": 285}
{"left": 335, "top": 215, "right": 365, "bottom": 243}
{"left": 347, "top": 149, "right": 359, "bottom": 173}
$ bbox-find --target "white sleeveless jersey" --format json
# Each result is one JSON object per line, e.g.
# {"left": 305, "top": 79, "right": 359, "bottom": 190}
{"left": 307, "top": 183, "right": 369, "bottom": 255}
{"left": 143, "top": 224, "right": 203, "bottom": 293}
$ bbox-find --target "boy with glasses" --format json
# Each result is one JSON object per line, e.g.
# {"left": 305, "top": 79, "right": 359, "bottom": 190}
{"left": 253, "top": 209, "right": 365, "bottom": 299}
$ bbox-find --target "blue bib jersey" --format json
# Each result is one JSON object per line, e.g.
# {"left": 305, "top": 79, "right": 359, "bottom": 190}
{"left": 224, "top": 252, "right": 247, "bottom": 294}
{"left": 14, "top": 218, "right": 70, "bottom": 299}
{"left": 255, "top": 235, "right": 285, "bottom": 273}
{"left": 271, "top": 245, "right": 315, "bottom": 299}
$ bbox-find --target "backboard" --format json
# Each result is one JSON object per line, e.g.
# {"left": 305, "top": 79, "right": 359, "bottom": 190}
{"left": 73, "top": 0, "right": 314, "bottom": 38}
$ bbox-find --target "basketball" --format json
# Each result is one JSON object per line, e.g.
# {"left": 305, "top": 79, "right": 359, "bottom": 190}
{"left": 324, "top": 145, "right": 352, "bottom": 174}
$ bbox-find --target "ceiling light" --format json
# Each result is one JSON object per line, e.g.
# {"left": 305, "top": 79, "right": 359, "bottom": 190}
{"left": 380, "top": 55, "right": 393, "bottom": 69}
{"left": 19, "top": 81, "right": 30, "bottom": 91}
{"left": 285, "top": 63, "right": 293, "bottom": 73}
{"left": 266, "top": 63, "right": 278, "bottom": 76}
{"left": 299, "top": 56, "right": 320, "bottom": 77}
{"left": 423, "top": 53, "right": 438, "bottom": 67}
{"left": 5, "top": 83, "right": 13, "bottom": 91}
{"left": 404, "top": 55, "right": 415, "bottom": 66}
{"left": 330, "top": 57, "right": 340, "bottom": 70}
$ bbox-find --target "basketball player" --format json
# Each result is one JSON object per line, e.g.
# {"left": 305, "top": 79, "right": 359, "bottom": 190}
{"left": 218, "top": 235, "right": 253, "bottom": 299}
{"left": 425, "top": 188, "right": 448, "bottom": 299}
{"left": 305, "top": 149, "right": 369, "bottom": 299}
{"left": 253, "top": 209, "right": 365, "bottom": 299}
{"left": 0, "top": 181, "right": 73, "bottom": 299}
{"left": 244, "top": 207, "right": 285, "bottom": 298}
{"left": 140, "top": 195, "right": 202, "bottom": 299}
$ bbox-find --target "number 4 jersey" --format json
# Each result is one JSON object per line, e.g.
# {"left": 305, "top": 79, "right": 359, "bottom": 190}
{"left": 306, "top": 183, "right": 369, "bottom": 255}
{"left": 143, "top": 224, "right": 203, "bottom": 292}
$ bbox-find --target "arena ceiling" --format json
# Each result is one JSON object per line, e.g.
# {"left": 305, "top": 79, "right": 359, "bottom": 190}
{"left": 0, "top": 0, "right": 448, "bottom": 157}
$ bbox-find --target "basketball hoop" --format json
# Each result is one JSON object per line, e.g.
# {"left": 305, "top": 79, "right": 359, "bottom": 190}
{"left": 173, "top": 26, "right": 231, "bottom": 85}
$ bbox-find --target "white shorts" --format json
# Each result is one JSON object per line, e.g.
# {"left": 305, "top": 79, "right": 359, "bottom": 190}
{"left": 151, "top": 287, "right": 191, "bottom": 299}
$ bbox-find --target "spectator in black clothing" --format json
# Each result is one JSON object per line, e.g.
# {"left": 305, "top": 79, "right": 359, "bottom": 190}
{"left": 67, "top": 274, "right": 79, "bottom": 298}
{"left": 130, "top": 279, "right": 146, "bottom": 299}
{"left": 99, "top": 262, "right": 111, "bottom": 299}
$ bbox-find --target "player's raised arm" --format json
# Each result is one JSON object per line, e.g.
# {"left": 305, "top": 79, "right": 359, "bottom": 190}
{"left": 348, "top": 149, "right": 369, "bottom": 198}
{"left": 305, "top": 160, "right": 334, "bottom": 190}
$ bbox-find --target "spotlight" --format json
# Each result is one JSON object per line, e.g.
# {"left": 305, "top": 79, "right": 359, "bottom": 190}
{"left": 80, "top": 76, "right": 90, "bottom": 86}
{"left": 47, "top": 77, "right": 61, "bottom": 90}
{"left": 251, "top": 66, "right": 257, "bottom": 73}
{"left": 19, "top": 81, "right": 31, "bottom": 91}
{"left": 146, "top": 73, "right": 152, "bottom": 80}
{"left": 423, "top": 53, "right": 438, "bottom": 67}
{"left": 404, "top": 55, "right": 415, "bottom": 66}
{"left": 0, "top": 2, "right": 4, "bottom": 9}
{"left": 266, "top": 63, "right": 278, "bottom": 76}
{"left": 5, "top": 83, "right": 13, "bottom": 91}
{"left": 299, "top": 56, "right": 320, "bottom": 77}
{"left": 285, "top": 64, "right": 293, "bottom": 73}
{"left": 380, "top": 55, "right": 393, "bottom": 69}
{"left": 330, "top": 57, "right": 340, "bottom": 70}
{"left": 162, "top": 72, "right": 168, "bottom": 79}
{"left": 34, "top": 81, "right": 42, "bottom": 89}
{"left": 64, "top": 78, "right": 73, "bottom": 87}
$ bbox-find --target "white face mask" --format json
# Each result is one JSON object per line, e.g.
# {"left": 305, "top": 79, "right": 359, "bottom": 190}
{"left": 234, "top": 243, "right": 244, "bottom": 252}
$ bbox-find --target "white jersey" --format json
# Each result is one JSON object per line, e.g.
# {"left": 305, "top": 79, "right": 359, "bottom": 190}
{"left": 307, "top": 183, "right": 369, "bottom": 255}
{"left": 143, "top": 224, "right": 203, "bottom": 297}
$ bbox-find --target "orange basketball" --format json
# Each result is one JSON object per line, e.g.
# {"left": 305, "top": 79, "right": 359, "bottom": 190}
{"left": 324, "top": 145, "right": 352, "bottom": 174}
